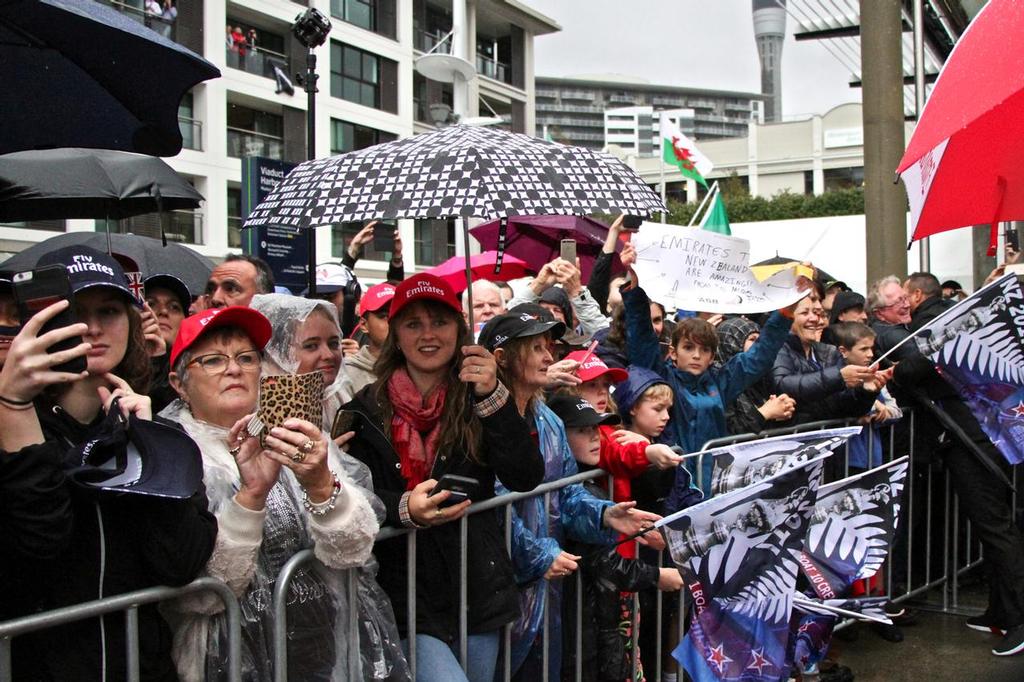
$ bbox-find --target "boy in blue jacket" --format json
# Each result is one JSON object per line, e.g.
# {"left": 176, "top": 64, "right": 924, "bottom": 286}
{"left": 621, "top": 269, "right": 799, "bottom": 508}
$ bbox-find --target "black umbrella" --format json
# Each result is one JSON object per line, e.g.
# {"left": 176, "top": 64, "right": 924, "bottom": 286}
{"left": 751, "top": 255, "right": 839, "bottom": 288}
{"left": 0, "top": 233, "right": 214, "bottom": 296}
{"left": 0, "top": 148, "right": 204, "bottom": 222}
{"left": 0, "top": 0, "right": 220, "bottom": 157}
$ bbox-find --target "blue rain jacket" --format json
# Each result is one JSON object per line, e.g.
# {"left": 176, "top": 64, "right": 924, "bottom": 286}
{"left": 623, "top": 286, "right": 791, "bottom": 503}
{"left": 498, "top": 400, "right": 615, "bottom": 679}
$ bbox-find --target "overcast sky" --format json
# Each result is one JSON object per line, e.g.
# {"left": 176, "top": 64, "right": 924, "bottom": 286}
{"left": 527, "top": 0, "right": 861, "bottom": 118}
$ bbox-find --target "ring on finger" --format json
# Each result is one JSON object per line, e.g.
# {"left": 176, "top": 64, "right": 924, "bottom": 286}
{"left": 435, "top": 507, "right": 444, "bottom": 517}
{"left": 291, "top": 450, "right": 306, "bottom": 463}
{"left": 301, "top": 439, "right": 315, "bottom": 453}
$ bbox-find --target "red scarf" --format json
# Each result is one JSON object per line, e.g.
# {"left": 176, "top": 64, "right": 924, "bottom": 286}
{"left": 387, "top": 368, "right": 447, "bottom": 490}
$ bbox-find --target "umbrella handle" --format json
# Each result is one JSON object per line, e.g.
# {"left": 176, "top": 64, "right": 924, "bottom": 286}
{"left": 462, "top": 216, "right": 476, "bottom": 421}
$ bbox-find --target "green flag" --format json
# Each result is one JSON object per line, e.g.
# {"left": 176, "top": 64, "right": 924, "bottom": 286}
{"left": 699, "top": 190, "right": 731, "bottom": 235}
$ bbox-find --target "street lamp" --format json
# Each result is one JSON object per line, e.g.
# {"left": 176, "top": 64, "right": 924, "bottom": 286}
{"left": 291, "top": 8, "right": 331, "bottom": 297}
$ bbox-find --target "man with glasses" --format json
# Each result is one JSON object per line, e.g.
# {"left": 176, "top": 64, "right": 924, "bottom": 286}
{"left": 868, "top": 273, "right": 1024, "bottom": 656}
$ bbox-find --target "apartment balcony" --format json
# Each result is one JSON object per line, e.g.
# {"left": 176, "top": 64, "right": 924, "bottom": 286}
{"left": 227, "top": 128, "right": 284, "bottom": 160}
{"left": 476, "top": 53, "right": 510, "bottom": 85}
{"left": 178, "top": 116, "right": 203, "bottom": 152}
{"left": 100, "top": 0, "right": 177, "bottom": 42}
{"left": 225, "top": 45, "right": 289, "bottom": 81}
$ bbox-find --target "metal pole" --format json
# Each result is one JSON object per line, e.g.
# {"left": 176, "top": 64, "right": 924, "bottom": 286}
{"left": 913, "top": 0, "right": 930, "bottom": 271}
{"left": 407, "top": 532, "right": 417, "bottom": 681}
{"left": 305, "top": 47, "right": 318, "bottom": 297}
{"left": 125, "top": 606, "right": 140, "bottom": 682}
{"left": 459, "top": 516, "right": 469, "bottom": 672}
{"left": 861, "top": 0, "right": 908, "bottom": 284}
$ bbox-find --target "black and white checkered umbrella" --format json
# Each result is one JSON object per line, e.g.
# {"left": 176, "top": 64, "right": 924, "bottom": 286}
{"left": 244, "top": 125, "right": 666, "bottom": 229}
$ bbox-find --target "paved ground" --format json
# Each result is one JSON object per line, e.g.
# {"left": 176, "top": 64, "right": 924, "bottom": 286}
{"left": 830, "top": 581, "right": 1024, "bottom": 681}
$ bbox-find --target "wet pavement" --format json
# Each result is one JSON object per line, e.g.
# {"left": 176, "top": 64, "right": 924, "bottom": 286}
{"left": 831, "top": 582, "right": 1024, "bottom": 681}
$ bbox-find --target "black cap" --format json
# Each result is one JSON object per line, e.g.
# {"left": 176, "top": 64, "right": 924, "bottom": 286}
{"left": 941, "top": 280, "right": 963, "bottom": 291}
{"left": 479, "top": 306, "right": 567, "bottom": 351}
{"left": 35, "top": 245, "right": 137, "bottom": 304}
{"left": 829, "top": 290, "right": 866, "bottom": 324}
{"left": 144, "top": 274, "right": 192, "bottom": 312}
{"left": 547, "top": 395, "right": 621, "bottom": 427}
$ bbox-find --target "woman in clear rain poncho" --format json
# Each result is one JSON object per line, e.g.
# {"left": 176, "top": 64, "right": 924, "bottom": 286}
{"left": 250, "top": 293, "right": 411, "bottom": 680}
{"left": 159, "top": 304, "right": 399, "bottom": 681}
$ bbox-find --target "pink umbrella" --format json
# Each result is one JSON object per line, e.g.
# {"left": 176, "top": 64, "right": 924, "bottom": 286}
{"left": 897, "top": 0, "right": 1024, "bottom": 254}
{"left": 469, "top": 215, "right": 625, "bottom": 282}
{"left": 424, "top": 250, "right": 532, "bottom": 294}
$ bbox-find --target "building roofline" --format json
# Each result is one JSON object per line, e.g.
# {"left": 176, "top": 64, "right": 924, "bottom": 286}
{"left": 536, "top": 75, "right": 767, "bottom": 100}
{"left": 491, "top": 0, "right": 562, "bottom": 35}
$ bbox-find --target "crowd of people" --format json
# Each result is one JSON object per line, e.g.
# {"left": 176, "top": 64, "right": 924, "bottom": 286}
{"left": 1, "top": 216, "right": 1023, "bottom": 682}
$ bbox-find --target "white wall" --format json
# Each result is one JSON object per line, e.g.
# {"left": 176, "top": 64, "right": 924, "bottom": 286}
{"left": 729, "top": 213, "right": 976, "bottom": 296}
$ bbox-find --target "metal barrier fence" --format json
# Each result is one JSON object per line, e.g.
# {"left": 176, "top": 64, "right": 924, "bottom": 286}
{"left": 4, "top": 406, "right": 1018, "bottom": 681}
{"left": 0, "top": 578, "right": 243, "bottom": 682}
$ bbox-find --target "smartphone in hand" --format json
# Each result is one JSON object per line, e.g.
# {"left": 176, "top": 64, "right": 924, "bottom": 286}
{"left": 429, "top": 474, "right": 480, "bottom": 508}
{"left": 373, "top": 221, "right": 397, "bottom": 253}
{"left": 559, "top": 239, "right": 577, "bottom": 264}
{"left": 13, "top": 265, "right": 86, "bottom": 374}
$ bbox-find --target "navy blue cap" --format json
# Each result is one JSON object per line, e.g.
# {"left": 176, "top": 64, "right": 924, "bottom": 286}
{"left": 35, "top": 245, "right": 138, "bottom": 305}
{"left": 144, "top": 273, "right": 191, "bottom": 312}
{"left": 614, "top": 365, "right": 670, "bottom": 418}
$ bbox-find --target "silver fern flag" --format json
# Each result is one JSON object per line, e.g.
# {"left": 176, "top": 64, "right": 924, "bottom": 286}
{"left": 915, "top": 274, "right": 1024, "bottom": 464}
{"left": 799, "top": 457, "right": 909, "bottom": 597}
{"left": 708, "top": 427, "right": 863, "bottom": 497}
{"left": 660, "top": 455, "right": 827, "bottom": 681}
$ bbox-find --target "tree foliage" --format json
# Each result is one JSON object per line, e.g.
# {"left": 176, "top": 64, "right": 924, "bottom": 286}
{"left": 662, "top": 186, "right": 865, "bottom": 225}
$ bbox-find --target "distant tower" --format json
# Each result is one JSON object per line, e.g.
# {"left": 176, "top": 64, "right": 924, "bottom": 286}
{"left": 752, "top": 0, "right": 786, "bottom": 122}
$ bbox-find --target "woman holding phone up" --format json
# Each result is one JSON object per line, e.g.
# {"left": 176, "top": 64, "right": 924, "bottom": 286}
{"left": 0, "top": 245, "right": 216, "bottom": 682}
{"left": 342, "top": 273, "right": 545, "bottom": 682}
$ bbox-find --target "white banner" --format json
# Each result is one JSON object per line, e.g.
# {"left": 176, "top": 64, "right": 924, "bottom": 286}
{"left": 632, "top": 222, "right": 807, "bottom": 313}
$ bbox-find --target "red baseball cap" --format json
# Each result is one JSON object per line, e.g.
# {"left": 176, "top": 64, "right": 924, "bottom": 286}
{"left": 565, "top": 350, "right": 628, "bottom": 383}
{"left": 389, "top": 274, "right": 461, "bottom": 319}
{"left": 169, "top": 306, "right": 272, "bottom": 369}
{"left": 359, "top": 282, "right": 396, "bottom": 316}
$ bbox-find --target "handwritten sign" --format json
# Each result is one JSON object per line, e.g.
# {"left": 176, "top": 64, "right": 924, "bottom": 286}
{"left": 631, "top": 222, "right": 805, "bottom": 313}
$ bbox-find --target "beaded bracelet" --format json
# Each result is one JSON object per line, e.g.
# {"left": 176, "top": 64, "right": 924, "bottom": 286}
{"left": 302, "top": 471, "right": 342, "bottom": 516}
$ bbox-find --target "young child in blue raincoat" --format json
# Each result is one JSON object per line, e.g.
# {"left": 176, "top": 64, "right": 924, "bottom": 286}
{"left": 620, "top": 268, "right": 799, "bottom": 507}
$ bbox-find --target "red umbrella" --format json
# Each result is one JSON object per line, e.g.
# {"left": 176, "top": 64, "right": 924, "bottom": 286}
{"left": 897, "top": 0, "right": 1024, "bottom": 255}
{"left": 423, "top": 250, "right": 531, "bottom": 294}
{"left": 469, "top": 215, "right": 625, "bottom": 282}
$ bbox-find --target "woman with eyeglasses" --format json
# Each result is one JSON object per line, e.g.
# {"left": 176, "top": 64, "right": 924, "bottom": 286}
{"left": 161, "top": 306, "right": 379, "bottom": 682}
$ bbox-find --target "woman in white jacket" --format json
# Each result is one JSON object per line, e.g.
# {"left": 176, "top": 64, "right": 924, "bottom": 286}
{"left": 160, "top": 305, "right": 381, "bottom": 681}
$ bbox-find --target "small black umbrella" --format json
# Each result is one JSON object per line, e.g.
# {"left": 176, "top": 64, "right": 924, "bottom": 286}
{"left": 0, "top": 0, "right": 220, "bottom": 157}
{"left": 0, "top": 233, "right": 214, "bottom": 297}
{"left": 0, "top": 148, "right": 204, "bottom": 222}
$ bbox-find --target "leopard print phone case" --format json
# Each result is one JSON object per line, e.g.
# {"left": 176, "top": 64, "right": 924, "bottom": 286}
{"left": 246, "top": 371, "right": 324, "bottom": 447}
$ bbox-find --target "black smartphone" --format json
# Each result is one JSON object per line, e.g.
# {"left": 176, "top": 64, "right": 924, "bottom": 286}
{"left": 1006, "top": 226, "right": 1020, "bottom": 251}
{"left": 13, "top": 265, "right": 86, "bottom": 375}
{"left": 330, "top": 409, "right": 362, "bottom": 440}
{"left": 429, "top": 474, "right": 480, "bottom": 508}
{"left": 372, "top": 221, "right": 397, "bottom": 253}
{"left": 622, "top": 215, "right": 643, "bottom": 231}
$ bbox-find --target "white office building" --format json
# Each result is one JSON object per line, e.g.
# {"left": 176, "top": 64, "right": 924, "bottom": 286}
{"left": 603, "top": 106, "right": 695, "bottom": 157}
{"left": 0, "top": 0, "right": 560, "bottom": 283}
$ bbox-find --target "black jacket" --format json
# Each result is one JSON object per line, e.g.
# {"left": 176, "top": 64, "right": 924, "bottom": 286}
{"left": 6, "top": 404, "right": 217, "bottom": 682}
{"left": 561, "top": 477, "right": 660, "bottom": 682}
{"left": 343, "top": 384, "right": 544, "bottom": 643}
{"left": 771, "top": 334, "right": 878, "bottom": 426}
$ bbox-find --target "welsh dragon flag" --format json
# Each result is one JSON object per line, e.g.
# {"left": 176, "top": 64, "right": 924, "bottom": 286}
{"left": 660, "top": 112, "right": 712, "bottom": 188}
